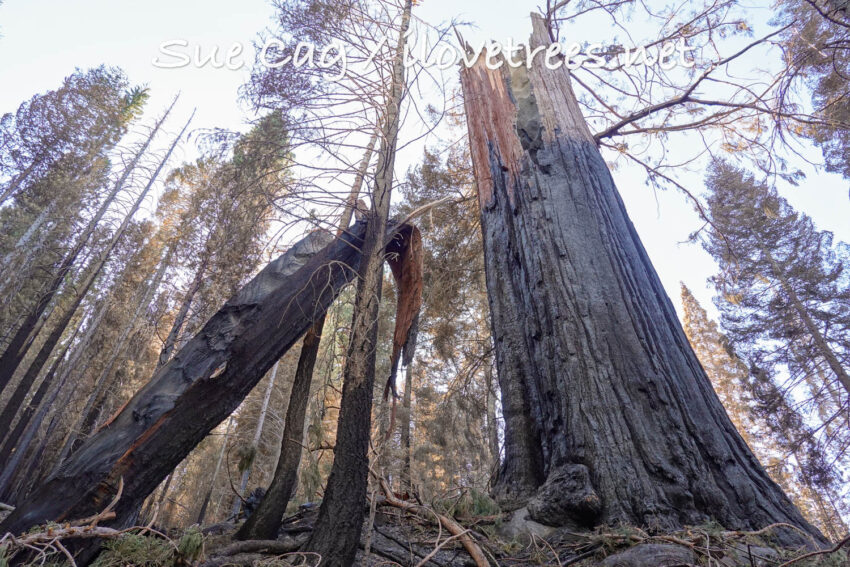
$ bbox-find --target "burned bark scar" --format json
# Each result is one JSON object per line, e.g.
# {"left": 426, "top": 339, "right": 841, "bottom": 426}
{"left": 508, "top": 65, "right": 549, "bottom": 173}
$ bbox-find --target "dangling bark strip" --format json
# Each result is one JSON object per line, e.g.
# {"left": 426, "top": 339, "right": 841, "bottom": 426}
{"left": 384, "top": 226, "right": 423, "bottom": 400}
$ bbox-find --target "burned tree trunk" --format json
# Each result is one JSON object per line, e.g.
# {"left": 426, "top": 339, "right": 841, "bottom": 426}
{"left": 235, "top": 319, "right": 323, "bottom": 540}
{"left": 304, "top": 3, "right": 413, "bottom": 562}
{"left": 459, "top": 14, "right": 823, "bottom": 544}
{"left": 0, "top": 223, "right": 366, "bottom": 535}
{"left": 0, "top": 218, "right": 421, "bottom": 545}
{"left": 236, "top": 135, "right": 377, "bottom": 542}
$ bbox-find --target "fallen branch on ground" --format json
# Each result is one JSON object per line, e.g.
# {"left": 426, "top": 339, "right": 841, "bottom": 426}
{"left": 376, "top": 476, "right": 490, "bottom": 567}
{"left": 0, "top": 479, "right": 180, "bottom": 566}
{"left": 776, "top": 534, "right": 850, "bottom": 567}
{"left": 208, "top": 534, "right": 308, "bottom": 558}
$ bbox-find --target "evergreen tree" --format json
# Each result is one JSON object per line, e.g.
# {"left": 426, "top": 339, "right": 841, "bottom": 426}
{"left": 0, "top": 66, "right": 144, "bottom": 204}
{"left": 778, "top": 1, "right": 850, "bottom": 179}
{"left": 703, "top": 161, "right": 850, "bottom": 453}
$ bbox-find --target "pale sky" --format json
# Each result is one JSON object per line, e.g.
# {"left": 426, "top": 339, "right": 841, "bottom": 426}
{"left": 1, "top": 0, "right": 848, "bottom": 322}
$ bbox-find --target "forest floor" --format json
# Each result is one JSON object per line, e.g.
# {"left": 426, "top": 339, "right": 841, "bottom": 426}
{"left": 3, "top": 501, "right": 849, "bottom": 567}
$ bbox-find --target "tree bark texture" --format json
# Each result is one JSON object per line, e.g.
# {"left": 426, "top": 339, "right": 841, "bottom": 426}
{"left": 459, "top": 13, "right": 823, "bottom": 544}
{"left": 0, "top": 219, "right": 420, "bottom": 544}
{"left": 304, "top": 2, "right": 413, "bottom": 561}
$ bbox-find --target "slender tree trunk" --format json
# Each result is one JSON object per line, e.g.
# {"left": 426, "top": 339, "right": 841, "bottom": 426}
{"left": 230, "top": 361, "right": 278, "bottom": 520}
{"left": 459, "top": 13, "right": 823, "bottom": 544}
{"left": 196, "top": 418, "right": 233, "bottom": 525}
{"left": 305, "top": 4, "right": 412, "bottom": 564}
{"left": 766, "top": 254, "right": 850, "bottom": 395}
{"left": 236, "top": 320, "right": 324, "bottom": 540}
{"left": 0, "top": 157, "right": 40, "bottom": 204}
{"left": 0, "top": 333, "right": 76, "bottom": 501}
{"left": 399, "top": 362, "right": 414, "bottom": 491}
{"left": 0, "top": 328, "right": 77, "bottom": 483}
{"left": 159, "top": 254, "right": 208, "bottom": 367}
{"left": 26, "top": 293, "right": 114, "bottom": 470}
{"left": 0, "top": 220, "right": 384, "bottom": 536}
{"left": 0, "top": 115, "right": 191, "bottom": 440}
{"left": 54, "top": 244, "right": 175, "bottom": 465}
{"left": 236, "top": 134, "right": 377, "bottom": 542}
{"left": 484, "top": 361, "right": 500, "bottom": 470}
{"left": 0, "top": 101, "right": 174, "bottom": 394}
{"left": 0, "top": 202, "right": 53, "bottom": 277}
{"left": 141, "top": 473, "right": 174, "bottom": 526}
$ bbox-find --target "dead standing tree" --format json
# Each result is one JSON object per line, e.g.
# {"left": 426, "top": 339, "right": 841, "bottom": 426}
{"left": 459, "top": 14, "right": 825, "bottom": 544}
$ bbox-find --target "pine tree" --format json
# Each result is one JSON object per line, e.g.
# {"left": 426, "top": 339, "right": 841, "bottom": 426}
{"left": 777, "top": 1, "right": 850, "bottom": 179}
{"left": 0, "top": 67, "right": 144, "bottom": 204}
{"left": 703, "top": 161, "right": 850, "bottom": 455}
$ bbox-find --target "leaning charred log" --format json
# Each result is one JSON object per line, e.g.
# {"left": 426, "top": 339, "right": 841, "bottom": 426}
{"left": 0, "top": 219, "right": 422, "bottom": 542}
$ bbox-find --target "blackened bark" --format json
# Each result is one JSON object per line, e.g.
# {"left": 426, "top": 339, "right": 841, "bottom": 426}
{"left": 236, "top": 318, "right": 324, "bottom": 540}
{"left": 303, "top": 222, "right": 384, "bottom": 566}
{"left": 459, "top": 14, "right": 823, "bottom": 544}
{"left": 236, "top": 135, "right": 377, "bottom": 541}
{"left": 484, "top": 361, "right": 500, "bottom": 471}
{"left": 399, "top": 362, "right": 413, "bottom": 491}
{"left": 304, "top": 2, "right": 412, "bottom": 562}
{"left": 0, "top": 223, "right": 362, "bottom": 536}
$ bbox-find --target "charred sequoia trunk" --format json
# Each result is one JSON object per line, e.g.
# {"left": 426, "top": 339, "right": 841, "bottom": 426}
{"left": 0, "top": 223, "right": 368, "bottom": 536}
{"left": 0, "top": 219, "right": 421, "bottom": 552}
{"left": 459, "top": 14, "right": 823, "bottom": 544}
